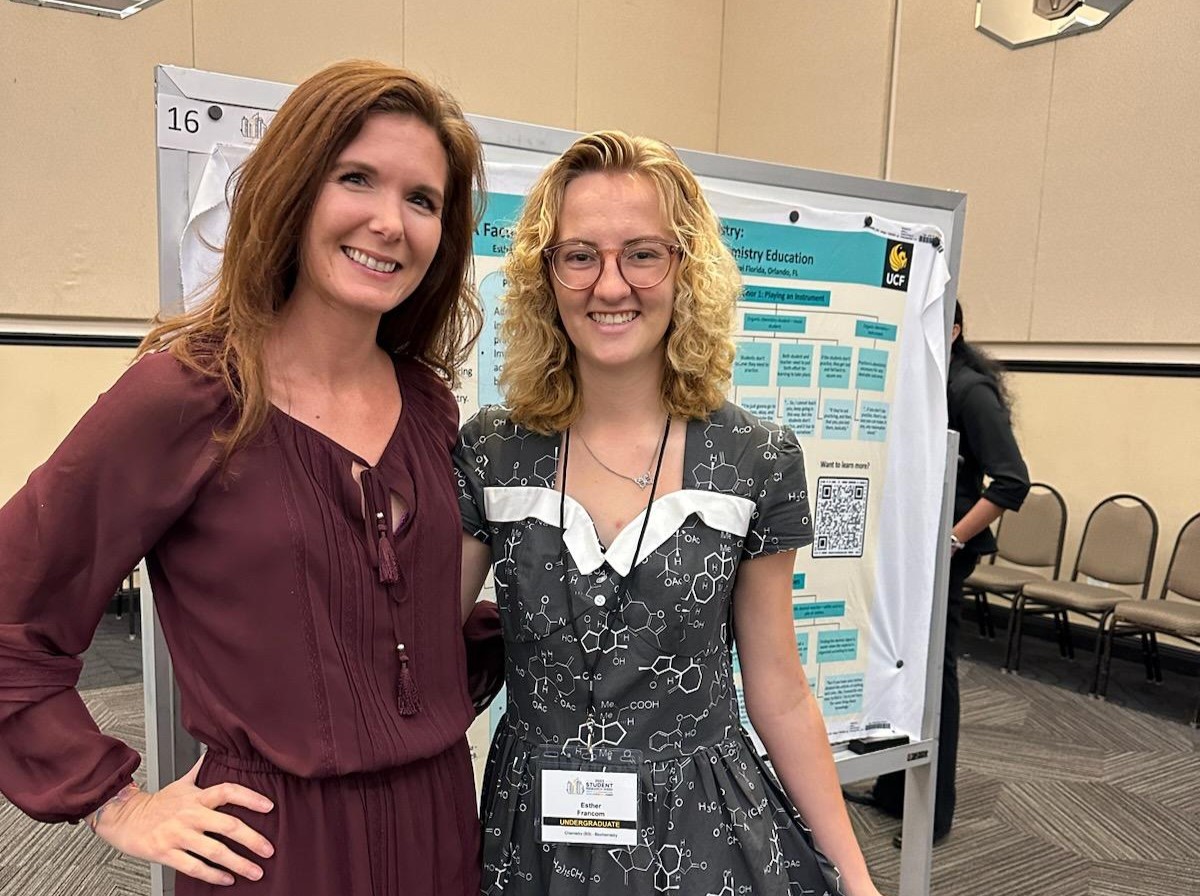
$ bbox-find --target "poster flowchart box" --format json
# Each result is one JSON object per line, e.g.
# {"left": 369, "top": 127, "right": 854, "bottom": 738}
{"left": 818, "top": 346, "right": 853, "bottom": 388}
{"left": 816, "top": 630, "right": 859, "bottom": 663}
{"left": 855, "top": 348, "right": 889, "bottom": 392}
{"left": 822, "top": 673, "right": 865, "bottom": 715}
{"left": 822, "top": 399, "right": 854, "bottom": 439}
{"left": 734, "top": 342, "right": 772, "bottom": 386}
{"left": 745, "top": 313, "right": 807, "bottom": 334}
{"left": 783, "top": 398, "right": 818, "bottom": 436}
{"left": 792, "top": 628, "right": 811, "bottom": 666}
{"left": 740, "top": 397, "right": 778, "bottom": 422}
{"left": 855, "top": 320, "right": 897, "bottom": 341}
{"left": 742, "top": 285, "right": 831, "bottom": 307}
{"left": 778, "top": 344, "right": 814, "bottom": 386}
{"left": 859, "top": 401, "right": 889, "bottom": 442}
{"left": 793, "top": 601, "right": 846, "bottom": 621}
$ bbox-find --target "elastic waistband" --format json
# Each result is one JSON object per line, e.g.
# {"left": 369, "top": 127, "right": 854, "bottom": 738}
{"left": 203, "top": 750, "right": 291, "bottom": 776}
{"left": 493, "top": 717, "right": 745, "bottom": 763}
{"left": 202, "top": 738, "right": 471, "bottom": 780}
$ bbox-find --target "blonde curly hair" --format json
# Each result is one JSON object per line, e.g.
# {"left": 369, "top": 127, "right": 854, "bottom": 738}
{"left": 500, "top": 131, "right": 739, "bottom": 434}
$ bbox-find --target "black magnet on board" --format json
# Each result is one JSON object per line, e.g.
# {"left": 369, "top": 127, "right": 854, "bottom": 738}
{"left": 207, "top": 105, "right": 223, "bottom": 121}
{"left": 864, "top": 215, "right": 873, "bottom": 228}
{"left": 788, "top": 210, "right": 800, "bottom": 223}
{"left": 895, "top": 660, "right": 904, "bottom": 669}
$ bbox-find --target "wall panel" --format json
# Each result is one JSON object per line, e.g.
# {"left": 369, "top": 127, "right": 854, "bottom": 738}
{"left": 889, "top": 1, "right": 1053, "bottom": 344}
{"left": 718, "top": 0, "right": 895, "bottom": 178}
{"left": 193, "top": 0, "right": 405, "bottom": 84}
{"left": 0, "top": 346, "right": 135, "bottom": 503}
{"left": 577, "top": 0, "right": 723, "bottom": 151}
{"left": 0, "top": 1, "right": 193, "bottom": 320}
{"left": 404, "top": 0, "right": 577, "bottom": 128}
{"left": 1008, "top": 371, "right": 1200, "bottom": 608}
{"left": 1032, "top": 0, "right": 1200, "bottom": 345}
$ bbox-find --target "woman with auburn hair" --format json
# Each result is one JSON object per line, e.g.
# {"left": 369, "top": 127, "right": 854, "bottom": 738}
{"left": 0, "top": 60, "right": 497, "bottom": 894}
{"left": 456, "top": 131, "right": 883, "bottom": 895}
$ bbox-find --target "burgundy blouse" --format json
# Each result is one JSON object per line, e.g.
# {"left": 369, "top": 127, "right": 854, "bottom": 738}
{"left": 0, "top": 351, "right": 486, "bottom": 823}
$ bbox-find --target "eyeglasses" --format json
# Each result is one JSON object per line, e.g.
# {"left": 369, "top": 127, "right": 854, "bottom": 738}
{"left": 543, "top": 239, "right": 682, "bottom": 291}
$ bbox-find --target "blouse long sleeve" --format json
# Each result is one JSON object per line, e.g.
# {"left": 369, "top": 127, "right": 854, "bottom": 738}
{"left": 0, "top": 353, "right": 225, "bottom": 823}
{"left": 956, "top": 379, "right": 1030, "bottom": 512}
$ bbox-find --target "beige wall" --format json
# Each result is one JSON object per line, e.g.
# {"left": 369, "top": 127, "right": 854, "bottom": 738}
{"left": 1007, "top": 371, "right": 1200, "bottom": 650}
{"left": 1, "top": 3, "right": 1196, "bottom": 602}
{"left": 0, "top": 2, "right": 192, "bottom": 320}
{"left": 889, "top": 1, "right": 1055, "bottom": 343}
{"left": 0, "top": 346, "right": 134, "bottom": 504}
{"left": 5, "top": 1, "right": 1195, "bottom": 344}
{"left": 719, "top": 0, "right": 897, "bottom": 177}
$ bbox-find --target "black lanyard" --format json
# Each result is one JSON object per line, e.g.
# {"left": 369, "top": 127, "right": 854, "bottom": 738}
{"left": 560, "top": 417, "right": 671, "bottom": 749}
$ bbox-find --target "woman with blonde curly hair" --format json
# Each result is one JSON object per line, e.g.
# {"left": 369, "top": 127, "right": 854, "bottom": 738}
{"left": 0, "top": 60, "right": 497, "bottom": 894}
{"left": 456, "top": 131, "right": 882, "bottom": 895}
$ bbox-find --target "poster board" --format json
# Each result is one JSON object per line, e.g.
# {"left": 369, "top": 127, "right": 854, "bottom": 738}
{"left": 152, "top": 65, "right": 964, "bottom": 896}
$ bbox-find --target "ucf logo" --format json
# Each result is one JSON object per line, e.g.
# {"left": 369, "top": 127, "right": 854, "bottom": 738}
{"left": 881, "top": 239, "right": 913, "bottom": 291}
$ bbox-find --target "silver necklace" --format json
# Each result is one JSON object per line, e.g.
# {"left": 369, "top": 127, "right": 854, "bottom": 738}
{"left": 574, "top": 418, "right": 669, "bottom": 490}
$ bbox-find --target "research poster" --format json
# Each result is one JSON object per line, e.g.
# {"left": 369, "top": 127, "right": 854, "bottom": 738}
{"left": 178, "top": 154, "right": 949, "bottom": 782}
{"left": 459, "top": 165, "right": 950, "bottom": 763}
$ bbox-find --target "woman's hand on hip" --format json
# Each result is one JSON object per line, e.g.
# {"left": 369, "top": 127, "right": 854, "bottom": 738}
{"left": 88, "top": 757, "right": 275, "bottom": 887}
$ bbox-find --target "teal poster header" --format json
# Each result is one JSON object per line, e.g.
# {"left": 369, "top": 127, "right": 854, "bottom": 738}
{"left": 474, "top": 192, "right": 525, "bottom": 258}
{"left": 720, "top": 217, "right": 886, "bottom": 287}
{"left": 475, "top": 195, "right": 889, "bottom": 292}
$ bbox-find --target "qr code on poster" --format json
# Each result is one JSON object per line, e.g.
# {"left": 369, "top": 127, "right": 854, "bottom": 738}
{"left": 812, "top": 476, "right": 868, "bottom": 558}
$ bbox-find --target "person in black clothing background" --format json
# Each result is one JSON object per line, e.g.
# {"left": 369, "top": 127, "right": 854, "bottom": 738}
{"left": 866, "top": 300, "right": 1031, "bottom": 845}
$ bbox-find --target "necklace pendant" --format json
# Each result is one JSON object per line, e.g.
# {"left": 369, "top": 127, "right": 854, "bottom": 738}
{"left": 632, "top": 472, "right": 652, "bottom": 489}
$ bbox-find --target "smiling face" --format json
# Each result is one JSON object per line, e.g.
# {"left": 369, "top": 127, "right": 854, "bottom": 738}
{"left": 291, "top": 112, "right": 449, "bottom": 321}
{"left": 551, "top": 171, "right": 679, "bottom": 378}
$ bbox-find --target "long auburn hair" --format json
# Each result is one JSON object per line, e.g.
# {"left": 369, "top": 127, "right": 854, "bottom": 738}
{"left": 138, "top": 59, "right": 485, "bottom": 460}
{"left": 500, "top": 131, "right": 739, "bottom": 434}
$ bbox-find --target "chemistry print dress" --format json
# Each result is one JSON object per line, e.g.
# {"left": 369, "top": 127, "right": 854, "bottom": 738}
{"left": 455, "top": 402, "right": 843, "bottom": 896}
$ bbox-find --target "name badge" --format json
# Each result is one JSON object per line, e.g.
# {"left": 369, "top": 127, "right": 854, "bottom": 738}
{"left": 532, "top": 745, "right": 642, "bottom": 847}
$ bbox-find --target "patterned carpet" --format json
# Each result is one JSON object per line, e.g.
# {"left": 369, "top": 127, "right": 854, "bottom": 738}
{"left": 0, "top": 617, "right": 1196, "bottom": 895}
{"left": 0, "top": 682, "right": 149, "bottom": 896}
{"left": 847, "top": 629, "right": 1200, "bottom": 896}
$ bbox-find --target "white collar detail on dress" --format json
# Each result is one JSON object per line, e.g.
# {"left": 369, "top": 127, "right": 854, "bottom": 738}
{"left": 482, "top": 486, "right": 755, "bottom": 577}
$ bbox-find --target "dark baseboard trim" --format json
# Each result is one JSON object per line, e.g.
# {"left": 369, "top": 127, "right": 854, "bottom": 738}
{"left": 0, "top": 333, "right": 142, "bottom": 349}
{"left": 1001, "top": 359, "right": 1200, "bottom": 378}
{"left": 3, "top": 338, "right": 1194, "bottom": 377}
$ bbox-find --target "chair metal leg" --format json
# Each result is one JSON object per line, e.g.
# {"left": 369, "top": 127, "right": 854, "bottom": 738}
{"left": 1006, "top": 595, "right": 1026, "bottom": 673}
{"left": 1063, "top": 612, "right": 1075, "bottom": 660}
{"left": 1090, "top": 611, "right": 1115, "bottom": 695}
{"left": 1138, "top": 632, "right": 1155, "bottom": 681}
{"left": 1097, "top": 621, "right": 1118, "bottom": 699}
{"left": 1053, "top": 611, "right": 1072, "bottom": 659}
{"left": 1148, "top": 632, "right": 1163, "bottom": 683}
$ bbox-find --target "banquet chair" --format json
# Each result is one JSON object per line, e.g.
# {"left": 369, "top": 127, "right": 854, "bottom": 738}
{"left": 1097, "top": 511, "right": 1200, "bottom": 726}
{"left": 1007, "top": 494, "right": 1157, "bottom": 694}
{"left": 965, "top": 482, "right": 1067, "bottom": 641}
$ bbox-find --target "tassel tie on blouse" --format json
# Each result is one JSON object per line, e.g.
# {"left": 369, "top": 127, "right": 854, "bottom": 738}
{"left": 395, "top": 642, "right": 420, "bottom": 716}
{"left": 375, "top": 511, "right": 400, "bottom": 585}
{"left": 362, "top": 472, "right": 421, "bottom": 717}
